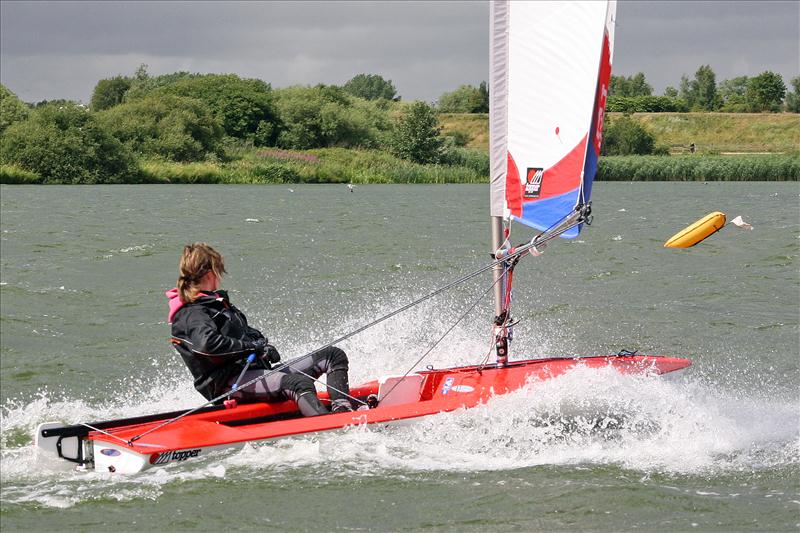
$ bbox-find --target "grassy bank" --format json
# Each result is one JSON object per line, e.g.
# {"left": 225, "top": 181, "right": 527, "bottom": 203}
{"left": 632, "top": 113, "right": 800, "bottom": 154}
{"left": 438, "top": 112, "right": 800, "bottom": 154}
{"left": 439, "top": 113, "right": 490, "bottom": 151}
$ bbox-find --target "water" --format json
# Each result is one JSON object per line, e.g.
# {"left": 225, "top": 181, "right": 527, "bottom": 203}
{"left": 1, "top": 183, "right": 798, "bottom": 530}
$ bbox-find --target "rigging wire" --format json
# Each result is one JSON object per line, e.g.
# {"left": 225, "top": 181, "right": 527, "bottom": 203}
{"left": 379, "top": 264, "right": 507, "bottom": 403}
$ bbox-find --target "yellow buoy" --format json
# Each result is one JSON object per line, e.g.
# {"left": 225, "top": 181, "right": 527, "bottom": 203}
{"left": 664, "top": 211, "right": 727, "bottom": 248}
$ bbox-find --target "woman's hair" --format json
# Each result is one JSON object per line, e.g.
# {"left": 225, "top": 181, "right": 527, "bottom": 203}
{"left": 177, "top": 243, "right": 227, "bottom": 303}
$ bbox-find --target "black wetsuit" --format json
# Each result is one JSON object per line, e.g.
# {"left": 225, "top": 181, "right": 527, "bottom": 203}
{"left": 167, "top": 289, "right": 351, "bottom": 415}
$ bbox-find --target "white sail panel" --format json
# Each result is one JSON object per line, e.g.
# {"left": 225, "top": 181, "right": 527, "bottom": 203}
{"left": 489, "top": 0, "right": 509, "bottom": 217}
{"left": 489, "top": 0, "right": 615, "bottom": 236}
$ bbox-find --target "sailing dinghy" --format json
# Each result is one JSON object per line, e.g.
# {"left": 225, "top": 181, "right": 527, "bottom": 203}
{"left": 35, "top": 0, "right": 691, "bottom": 474}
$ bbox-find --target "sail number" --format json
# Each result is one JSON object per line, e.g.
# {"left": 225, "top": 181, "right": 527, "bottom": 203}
{"left": 594, "top": 85, "right": 608, "bottom": 153}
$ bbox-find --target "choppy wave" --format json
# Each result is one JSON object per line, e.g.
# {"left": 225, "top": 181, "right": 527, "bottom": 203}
{"left": 2, "top": 359, "right": 798, "bottom": 509}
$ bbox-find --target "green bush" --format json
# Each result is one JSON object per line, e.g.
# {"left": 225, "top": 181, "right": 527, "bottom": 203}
{"left": 440, "top": 146, "right": 489, "bottom": 175}
{"left": 390, "top": 101, "right": 444, "bottom": 164}
{"left": 602, "top": 115, "right": 658, "bottom": 155}
{"left": 133, "top": 74, "right": 280, "bottom": 144}
{"left": 746, "top": 71, "right": 787, "bottom": 112}
{"left": 123, "top": 69, "right": 200, "bottom": 101}
{"left": 343, "top": 74, "right": 398, "bottom": 101}
{"left": 262, "top": 147, "right": 485, "bottom": 184}
{"left": 137, "top": 146, "right": 487, "bottom": 184}
{"left": 132, "top": 150, "right": 798, "bottom": 185}
{"left": 606, "top": 95, "right": 688, "bottom": 113}
{"left": 609, "top": 73, "right": 653, "bottom": 97}
{"left": 0, "top": 103, "right": 137, "bottom": 183}
{"left": 138, "top": 161, "right": 220, "bottom": 184}
{"left": 0, "top": 84, "right": 30, "bottom": 134}
{"left": 787, "top": 76, "right": 800, "bottom": 113}
{"left": 249, "top": 162, "right": 302, "bottom": 183}
{"left": 90, "top": 76, "right": 133, "bottom": 111}
{"left": 96, "top": 94, "right": 223, "bottom": 161}
{"left": 443, "top": 130, "right": 470, "bottom": 147}
{"left": 273, "top": 85, "right": 390, "bottom": 149}
{"left": 438, "top": 83, "right": 489, "bottom": 113}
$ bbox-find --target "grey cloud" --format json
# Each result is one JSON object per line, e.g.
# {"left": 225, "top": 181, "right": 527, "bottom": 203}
{"left": 0, "top": 0, "right": 796, "bottom": 104}
{"left": 614, "top": 1, "right": 798, "bottom": 91}
{"left": 1, "top": 1, "right": 486, "bottom": 57}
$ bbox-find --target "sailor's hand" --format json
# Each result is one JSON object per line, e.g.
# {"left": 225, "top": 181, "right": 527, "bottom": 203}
{"left": 264, "top": 344, "right": 281, "bottom": 364}
{"left": 251, "top": 338, "right": 267, "bottom": 356}
{"left": 251, "top": 339, "right": 279, "bottom": 367}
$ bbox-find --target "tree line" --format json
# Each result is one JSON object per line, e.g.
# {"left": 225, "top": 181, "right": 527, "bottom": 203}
{"left": 435, "top": 68, "right": 799, "bottom": 114}
{"left": 608, "top": 67, "right": 798, "bottom": 113}
{"left": 0, "top": 65, "right": 797, "bottom": 183}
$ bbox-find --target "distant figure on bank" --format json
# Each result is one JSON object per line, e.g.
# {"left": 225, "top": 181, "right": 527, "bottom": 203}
{"left": 689, "top": 143, "right": 696, "bottom": 154}
{"left": 166, "top": 243, "right": 353, "bottom": 416}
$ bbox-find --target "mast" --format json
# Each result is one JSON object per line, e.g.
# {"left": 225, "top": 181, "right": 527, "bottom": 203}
{"left": 490, "top": 216, "right": 510, "bottom": 367}
{"left": 490, "top": 217, "right": 505, "bottom": 319}
{"left": 489, "top": 0, "right": 511, "bottom": 366}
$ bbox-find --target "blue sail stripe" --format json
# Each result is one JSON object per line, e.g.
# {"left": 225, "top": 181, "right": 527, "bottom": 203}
{"left": 511, "top": 188, "right": 581, "bottom": 239}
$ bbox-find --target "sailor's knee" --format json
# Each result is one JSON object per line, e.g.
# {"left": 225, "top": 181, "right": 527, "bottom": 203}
{"left": 280, "top": 373, "right": 315, "bottom": 397}
{"left": 327, "top": 347, "right": 349, "bottom": 372}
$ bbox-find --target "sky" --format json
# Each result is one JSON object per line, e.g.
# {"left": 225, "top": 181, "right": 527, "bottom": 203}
{"left": 1, "top": 1, "right": 798, "bottom": 104}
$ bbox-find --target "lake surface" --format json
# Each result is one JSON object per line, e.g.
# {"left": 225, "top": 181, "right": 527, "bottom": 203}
{"left": 1, "top": 183, "right": 798, "bottom": 530}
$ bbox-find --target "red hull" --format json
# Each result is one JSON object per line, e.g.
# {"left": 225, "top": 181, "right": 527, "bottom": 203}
{"left": 92, "top": 355, "right": 690, "bottom": 457}
{"left": 35, "top": 355, "right": 690, "bottom": 472}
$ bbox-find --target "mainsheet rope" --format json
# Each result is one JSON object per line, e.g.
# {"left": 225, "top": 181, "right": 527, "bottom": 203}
{"left": 287, "top": 264, "right": 508, "bottom": 407}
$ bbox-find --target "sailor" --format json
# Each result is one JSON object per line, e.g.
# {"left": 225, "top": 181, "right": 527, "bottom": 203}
{"left": 166, "top": 242, "right": 353, "bottom": 416}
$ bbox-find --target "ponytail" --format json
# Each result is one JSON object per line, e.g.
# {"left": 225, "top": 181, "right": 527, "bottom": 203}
{"left": 177, "top": 243, "right": 227, "bottom": 303}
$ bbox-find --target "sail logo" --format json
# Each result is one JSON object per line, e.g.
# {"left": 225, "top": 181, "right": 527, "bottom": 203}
{"left": 525, "top": 168, "right": 544, "bottom": 198}
{"left": 149, "top": 448, "right": 201, "bottom": 465}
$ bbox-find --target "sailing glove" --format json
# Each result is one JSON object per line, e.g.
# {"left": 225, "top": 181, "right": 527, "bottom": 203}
{"left": 264, "top": 344, "right": 281, "bottom": 364}
{"left": 251, "top": 338, "right": 267, "bottom": 356}
{"left": 252, "top": 339, "right": 280, "bottom": 368}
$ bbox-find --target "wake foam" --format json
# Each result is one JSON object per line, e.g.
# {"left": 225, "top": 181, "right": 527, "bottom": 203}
{"left": 224, "top": 366, "right": 798, "bottom": 478}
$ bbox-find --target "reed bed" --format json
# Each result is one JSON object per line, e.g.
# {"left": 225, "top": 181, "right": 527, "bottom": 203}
{"left": 135, "top": 148, "right": 488, "bottom": 184}
{"left": 597, "top": 154, "right": 799, "bottom": 181}
{"left": 0, "top": 165, "right": 42, "bottom": 184}
{"left": 5, "top": 151, "right": 796, "bottom": 185}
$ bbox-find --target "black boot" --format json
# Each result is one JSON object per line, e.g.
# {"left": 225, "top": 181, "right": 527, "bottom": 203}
{"left": 327, "top": 370, "right": 353, "bottom": 412}
{"left": 296, "top": 391, "right": 329, "bottom": 416}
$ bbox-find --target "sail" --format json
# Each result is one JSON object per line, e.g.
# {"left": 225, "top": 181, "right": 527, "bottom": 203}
{"left": 490, "top": 0, "right": 616, "bottom": 238}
